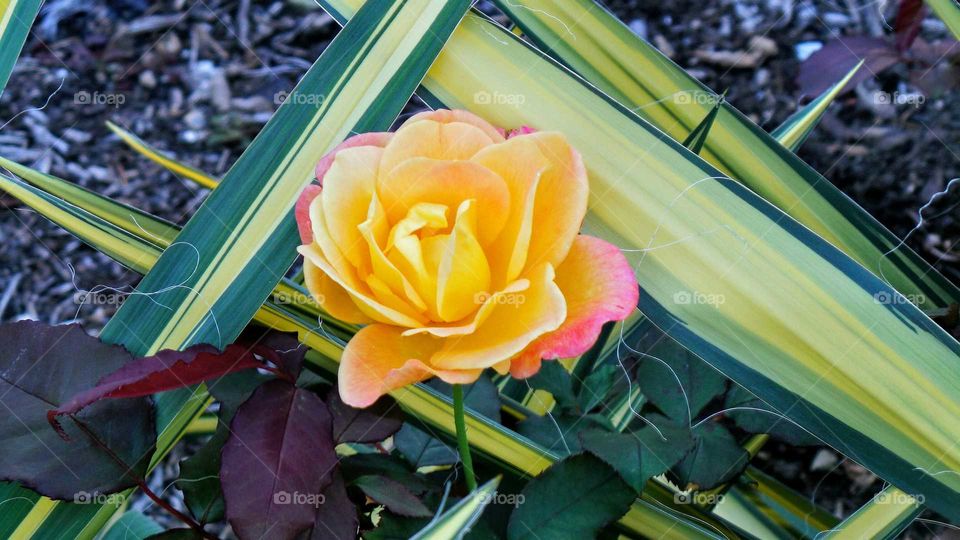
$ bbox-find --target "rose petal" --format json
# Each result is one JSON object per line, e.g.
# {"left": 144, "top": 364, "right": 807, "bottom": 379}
{"left": 339, "top": 324, "right": 481, "bottom": 407}
{"left": 379, "top": 118, "right": 498, "bottom": 179}
{"left": 377, "top": 158, "right": 510, "bottom": 246}
{"left": 357, "top": 195, "right": 428, "bottom": 312}
{"left": 471, "top": 132, "right": 588, "bottom": 286}
{"left": 471, "top": 135, "right": 551, "bottom": 287}
{"left": 431, "top": 263, "right": 566, "bottom": 371}
{"left": 429, "top": 200, "right": 490, "bottom": 322}
{"left": 295, "top": 184, "right": 323, "bottom": 245}
{"left": 299, "top": 244, "right": 426, "bottom": 327}
{"left": 302, "top": 258, "right": 372, "bottom": 325}
{"left": 322, "top": 146, "right": 383, "bottom": 268}
{"left": 404, "top": 109, "right": 506, "bottom": 143}
{"left": 510, "top": 235, "right": 638, "bottom": 379}
{"left": 315, "top": 132, "right": 393, "bottom": 182}
{"left": 401, "top": 278, "right": 530, "bottom": 338}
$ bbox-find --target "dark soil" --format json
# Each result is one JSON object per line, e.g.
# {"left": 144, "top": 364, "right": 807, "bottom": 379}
{"left": 1, "top": 0, "right": 958, "bottom": 538}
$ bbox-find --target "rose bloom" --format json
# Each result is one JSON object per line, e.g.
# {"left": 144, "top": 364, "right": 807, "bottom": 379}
{"left": 296, "top": 110, "right": 638, "bottom": 407}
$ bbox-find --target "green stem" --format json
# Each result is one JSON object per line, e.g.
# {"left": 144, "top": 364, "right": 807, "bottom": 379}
{"left": 452, "top": 384, "right": 477, "bottom": 491}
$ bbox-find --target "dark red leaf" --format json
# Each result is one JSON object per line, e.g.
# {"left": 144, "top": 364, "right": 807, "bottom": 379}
{"left": 326, "top": 391, "right": 403, "bottom": 444}
{"left": 49, "top": 343, "right": 267, "bottom": 429}
{"left": 352, "top": 475, "right": 432, "bottom": 518}
{"left": 239, "top": 328, "right": 306, "bottom": 378}
{"left": 310, "top": 471, "right": 358, "bottom": 539}
{"left": 895, "top": 0, "right": 926, "bottom": 52}
{"left": 0, "top": 321, "right": 155, "bottom": 499}
{"left": 221, "top": 380, "right": 338, "bottom": 540}
{"left": 797, "top": 37, "right": 900, "bottom": 97}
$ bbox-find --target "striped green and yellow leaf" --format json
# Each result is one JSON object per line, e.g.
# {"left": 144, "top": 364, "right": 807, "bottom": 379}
{"left": 771, "top": 61, "right": 862, "bottom": 151}
{"left": 822, "top": 486, "right": 923, "bottom": 539}
{"left": 0, "top": 0, "right": 41, "bottom": 96}
{"left": 409, "top": 476, "right": 500, "bottom": 539}
{"left": 105, "top": 121, "right": 221, "bottom": 189}
{"left": 320, "top": 0, "right": 960, "bottom": 520}
{"left": 493, "top": 0, "right": 959, "bottom": 311}
{"left": 927, "top": 0, "right": 960, "bottom": 40}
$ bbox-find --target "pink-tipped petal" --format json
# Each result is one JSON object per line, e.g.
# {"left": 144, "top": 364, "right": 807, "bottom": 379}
{"left": 295, "top": 184, "right": 322, "bottom": 245}
{"left": 315, "top": 132, "right": 393, "bottom": 182}
{"left": 338, "top": 324, "right": 480, "bottom": 407}
{"left": 510, "top": 235, "right": 638, "bottom": 379}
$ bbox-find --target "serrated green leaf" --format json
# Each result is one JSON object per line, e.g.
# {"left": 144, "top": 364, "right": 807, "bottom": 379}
{"left": 635, "top": 338, "right": 727, "bottom": 424}
{"left": 507, "top": 454, "right": 635, "bottom": 540}
{"left": 672, "top": 423, "right": 749, "bottom": 491}
{"left": 100, "top": 511, "right": 164, "bottom": 540}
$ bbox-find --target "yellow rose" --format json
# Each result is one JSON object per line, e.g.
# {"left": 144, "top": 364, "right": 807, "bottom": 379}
{"left": 296, "top": 110, "right": 638, "bottom": 407}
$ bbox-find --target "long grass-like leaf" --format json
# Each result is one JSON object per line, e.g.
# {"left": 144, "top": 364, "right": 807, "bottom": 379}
{"left": 4, "top": 1, "right": 475, "bottom": 537}
{"left": 821, "top": 486, "right": 923, "bottom": 539}
{"left": 927, "top": 0, "right": 960, "bottom": 40}
{"left": 105, "top": 121, "right": 221, "bottom": 189}
{"left": 493, "top": 0, "right": 959, "bottom": 311}
{"left": 319, "top": 0, "right": 960, "bottom": 519}
{"left": 409, "top": 476, "right": 501, "bottom": 539}
{"left": 771, "top": 61, "right": 862, "bottom": 151}
{"left": 0, "top": 0, "right": 41, "bottom": 96}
